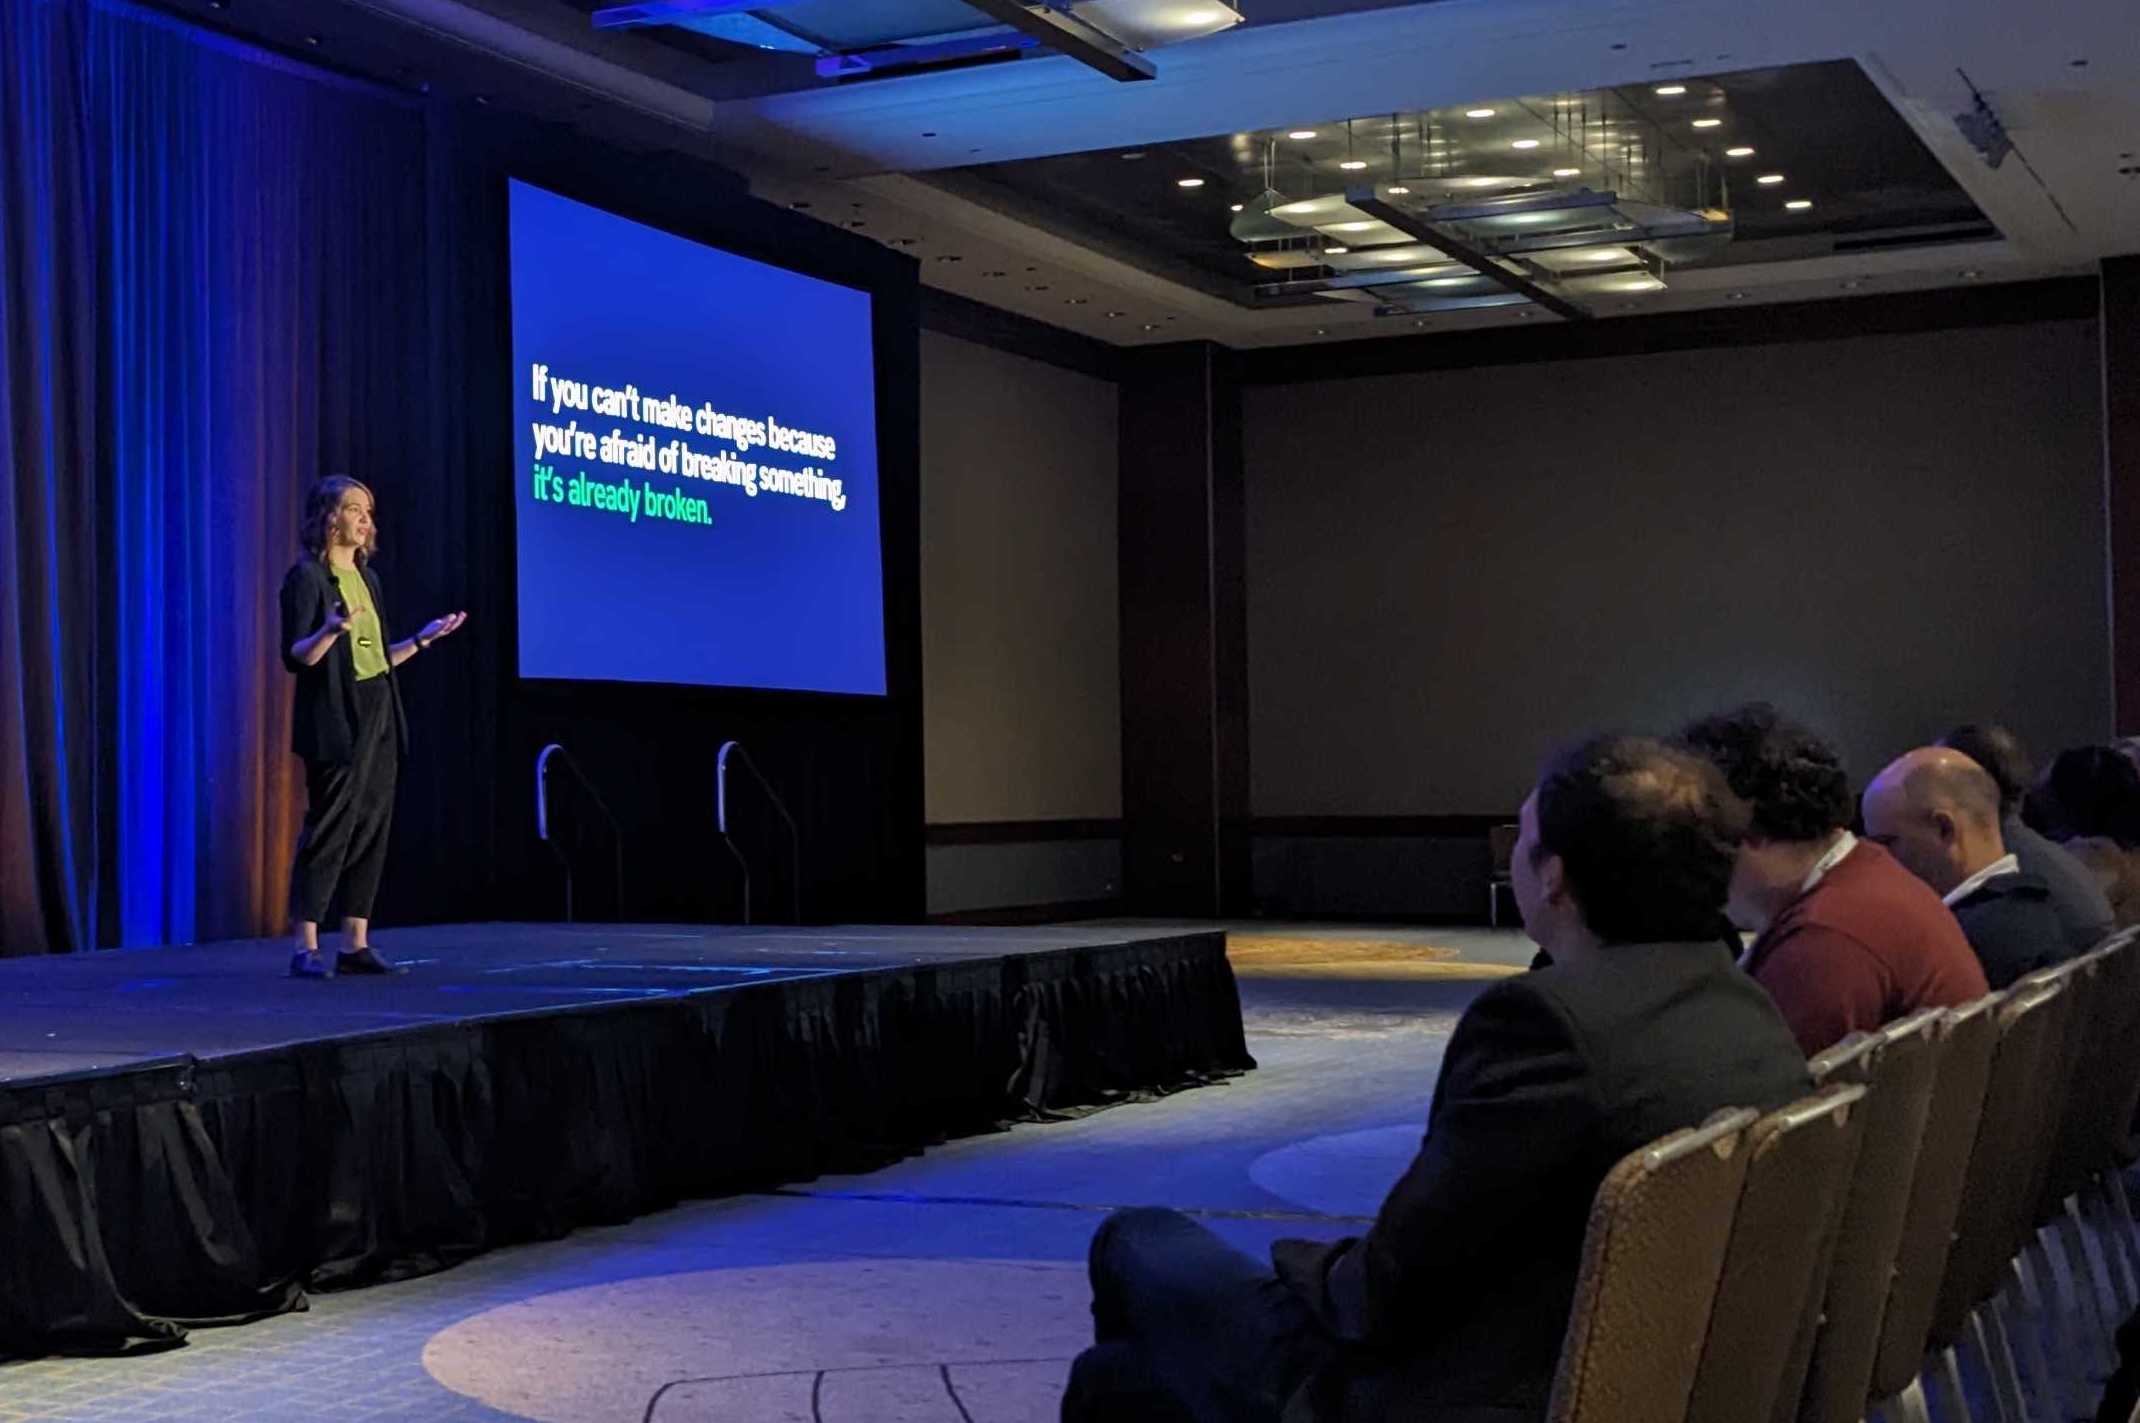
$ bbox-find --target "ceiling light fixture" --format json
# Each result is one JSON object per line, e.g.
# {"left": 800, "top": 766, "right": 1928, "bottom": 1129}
{"left": 1068, "top": 0, "right": 1243, "bottom": 49}
{"left": 1230, "top": 203, "right": 1244, "bottom": 211}
{"left": 1177, "top": 177, "right": 1205, "bottom": 187}
{"left": 1691, "top": 118, "right": 1722, "bottom": 129}
{"left": 1725, "top": 146, "right": 1754, "bottom": 157}
{"left": 1511, "top": 139, "right": 1540, "bottom": 150}
{"left": 1386, "top": 185, "right": 1409, "bottom": 194}
{"left": 1756, "top": 173, "right": 1785, "bottom": 185}
{"left": 1784, "top": 198, "right": 1812, "bottom": 209}
{"left": 1288, "top": 129, "right": 1317, "bottom": 140}
{"left": 1465, "top": 108, "right": 1496, "bottom": 119}
{"left": 1553, "top": 167, "right": 1581, "bottom": 177}
{"left": 1339, "top": 159, "right": 1367, "bottom": 170}
{"left": 1325, "top": 245, "right": 1349, "bottom": 254}
{"left": 1654, "top": 84, "right": 1686, "bottom": 96}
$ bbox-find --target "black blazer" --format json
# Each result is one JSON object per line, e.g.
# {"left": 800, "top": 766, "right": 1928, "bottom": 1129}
{"left": 1272, "top": 940, "right": 1811, "bottom": 1423}
{"left": 279, "top": 558, "right": 407, "bottom": 765}
{"left": 1950, "top": 870, "right": 2073, "bottom": 987}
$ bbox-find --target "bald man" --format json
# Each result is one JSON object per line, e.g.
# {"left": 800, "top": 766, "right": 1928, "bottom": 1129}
{"left": 1862, "top": 748, "right": 2074, "bottom": 987}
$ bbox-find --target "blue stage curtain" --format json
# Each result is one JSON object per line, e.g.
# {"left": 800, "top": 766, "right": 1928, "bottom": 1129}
{"left": 1, "top": 0, "right": 428, "bottom": 954}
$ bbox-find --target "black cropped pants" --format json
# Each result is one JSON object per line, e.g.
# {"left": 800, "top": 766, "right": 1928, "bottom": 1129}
{"left": 288, "top": 674, "right": 398, "bottom": 924}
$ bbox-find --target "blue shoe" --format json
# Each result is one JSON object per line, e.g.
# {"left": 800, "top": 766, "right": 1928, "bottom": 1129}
{"left": 289, "top": 950, "right": 332, "bottom": 979}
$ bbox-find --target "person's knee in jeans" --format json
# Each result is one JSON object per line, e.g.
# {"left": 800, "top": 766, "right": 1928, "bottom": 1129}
{"left": 1088, "top": 1206, "right": 1195, "bottom": 1338}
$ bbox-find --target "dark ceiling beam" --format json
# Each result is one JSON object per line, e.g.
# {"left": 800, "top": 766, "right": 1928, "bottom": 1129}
{"left": 954, "top": 0, "right": 1156, "bottom": 81}
{"left": 1347, "top": 191, "right": 1591, "bottom": 322}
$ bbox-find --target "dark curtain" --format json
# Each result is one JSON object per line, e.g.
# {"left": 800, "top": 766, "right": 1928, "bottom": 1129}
{"left": 0, "top": 0, "right": 430, "bottom": 954}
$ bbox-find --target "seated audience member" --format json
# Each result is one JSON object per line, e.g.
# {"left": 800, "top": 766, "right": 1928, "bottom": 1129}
{"left": 1061, "top": 737, "right": 1810, "bottom": 1423}
{"left": 1678, "top": 704, "right": 1985, "bottom": 1055}
{"left": 2034, "top": 746, "right": 2140, "bottom": 927}
{"left": 1938, "top": 725, "right": 2112, "bottom": 952}
{"left": 1862, "top": 748, "right": 2072, "bottom": 987}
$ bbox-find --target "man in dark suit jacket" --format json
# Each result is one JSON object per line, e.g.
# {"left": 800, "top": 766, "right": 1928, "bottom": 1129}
{"left": 1940, "top": 724, "right": 2115, "bottom": 953}
{"left": 1059, "top": 737, "right": 1811, "bottom": 1423}
{"left": 1863, "top": 747, "right": 2075, "bottom": 988}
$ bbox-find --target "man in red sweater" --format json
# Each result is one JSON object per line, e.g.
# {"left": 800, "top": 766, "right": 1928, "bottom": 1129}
{"left": 1679, "top": 704, "right": 1987, "bottom": 1054}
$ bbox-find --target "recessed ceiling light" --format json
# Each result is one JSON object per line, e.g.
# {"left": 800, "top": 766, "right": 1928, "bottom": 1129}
{"left": 1756, "top": 173, "right": 1785, "bottom": 185}
{"left": 1229, "top": 203, "right": 1244, "bottom": 211}
{"left": 1066, "top": 297, "right": 1089, "bottom": 304}
{"left": 1338, "top": 160, "right": 1367, "bottom": 170}
{"left": 1691, "top": 118, "right": 1723, "bottom": 130}
{"left": 1960, "top": 268, "right": 1983, "bottom": 279}
{"left": 1325, "top": 245, "right": 1350, "bottom": 255}
{"left": 1654, "top": 84, "right": 1687, "bottom": 96}
{"left": 1465, "top": 108, "right": 1496, "bottom": 119}
{"left": 1511, "top": 139, "right": 1540, "bottom": 150}
{"left": 305, "top": 34, "right": 323, "bottom": 46}
{"left": 1107, "top": 310, "right": 1124, "bottom": 317}
{"left": 1386, "top": 185, "right": 1410, "bottom": 194}
{"left": 1176, "top": 177, "right": 1205, "bottom": 188}
{"left": 1839, "top": 280, "right": 1861, "bottom": 291}
{"left": 1784, "top": 199, "right": 1812, "bottom": 210}
{"left": 1314, "top": 328, "right": 1328, "bottom": 336}
{"left": 1725, "top": 146, "right": 1754, "bottom": 158}
{"left": 1141, "top": 323, "right": 1159, "bottom": 331}
{"left": 1288, "top": 129, "right": 1318, "bottom": 140}
{"left": 934, "top": 254, "right": 961, "bottom": 263}
{"left": 1727, "top": 291, "right": 1746, "bottom": 300}
{"left": 1121, "top": 151, "right": 1146, "bottom": 160}
{"left": 1552, "top": 167, "right": 1581, "bottom": 178}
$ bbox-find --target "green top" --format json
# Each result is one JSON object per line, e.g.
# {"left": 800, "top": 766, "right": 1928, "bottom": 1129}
{"left": 331, "top": 564, "right": 390, "bottom": 681}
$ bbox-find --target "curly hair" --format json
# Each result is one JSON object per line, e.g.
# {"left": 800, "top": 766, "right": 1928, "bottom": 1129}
{"left": 300, "top": 475, "right": 377, "bottom": 565}
{"left": 1677, "top": 703, "right": 1851, "bottom": 843}
{"left": 2036, "top": 746, "right": 2140, "bottom": 848}
{"left": 1532, "top": 736, "right": 1750, "bottom": 944}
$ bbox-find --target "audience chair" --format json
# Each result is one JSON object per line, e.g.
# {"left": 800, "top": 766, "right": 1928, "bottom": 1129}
{"left": 1865, "top": 994, "right": 2003, "bottom": 1423}
{"left": 1997, "top": 958, "right": 2098, "bottom": 1421}
{"left": 1922, "top": 977, "right": 2070, "bottom": 1423}
{"left": 2020, "top": 950, "right": 2126, "bottom": 1398}
{"left": 2074, "top": 931, "right": 2140, "bottom": 1318}
{"left": 1487, "top": 824, "right": 1519, "bottom": 928}
{"left": 1545, "top": 1108, "right": 1759, "bottom": 1423}
{"left": 1789, "top": 1009, "right": 1944, "bottom": 1423}
{"left": 1684, "top": 1084, "right": 1869, "bottom": 1423}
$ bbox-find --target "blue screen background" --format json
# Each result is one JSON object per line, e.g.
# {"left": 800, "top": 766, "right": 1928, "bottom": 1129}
{"left": 509, "top": 181, "right": 886, "bottom": 695}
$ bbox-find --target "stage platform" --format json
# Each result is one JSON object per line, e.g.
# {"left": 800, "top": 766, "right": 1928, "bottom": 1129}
{"left": 0, "top": 922, "right": 1252, "bottom": 1359}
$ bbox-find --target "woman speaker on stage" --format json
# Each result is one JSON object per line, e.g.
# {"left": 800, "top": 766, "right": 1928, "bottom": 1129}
{"left": 280, "top": 475, "right": 467, "bottom": 978}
